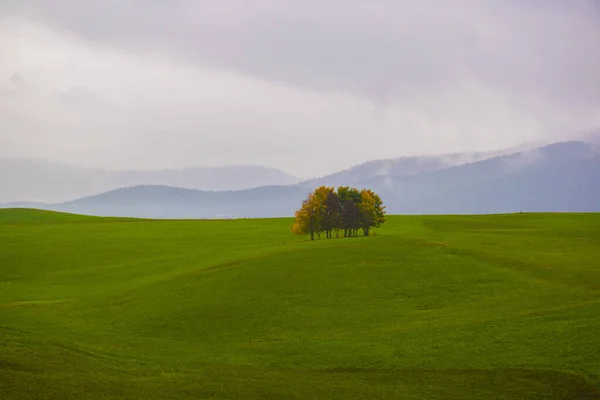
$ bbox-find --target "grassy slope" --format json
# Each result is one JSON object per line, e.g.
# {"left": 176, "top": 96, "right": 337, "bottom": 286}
{"left": 1, "top": 208, "right": 599, "bottom": 399}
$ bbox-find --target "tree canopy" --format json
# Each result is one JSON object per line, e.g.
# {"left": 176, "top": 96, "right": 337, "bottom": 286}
{"left": 292, "top": 186, "right": 386, "bottom": 240}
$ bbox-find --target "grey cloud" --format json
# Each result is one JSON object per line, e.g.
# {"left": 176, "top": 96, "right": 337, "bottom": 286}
{"left": 1, "top": 1, "right": 600, "bottom": 177}
{"left": 3, "top": 0, "right": 600, "bottom": 109}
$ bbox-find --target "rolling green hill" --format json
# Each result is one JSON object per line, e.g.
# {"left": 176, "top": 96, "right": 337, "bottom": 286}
{"left": 1, "top": 209, "right": 599, "bottom": 399}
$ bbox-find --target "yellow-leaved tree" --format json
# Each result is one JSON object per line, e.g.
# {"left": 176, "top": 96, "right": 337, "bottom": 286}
{"left": 359, "top": 189, "right": 386, "bottom": 236}
{"left": 291, "top": 192, "right": 321, "bottom": 240}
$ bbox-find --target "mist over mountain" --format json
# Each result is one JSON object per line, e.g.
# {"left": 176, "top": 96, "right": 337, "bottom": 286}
{"left": 369, "top": 141, "right": 600, "bottom": 214}
{"left": 580, "top": 129, "right": 600, "bottom": 144}
{"left": 301, "top": 142, "right": 547, "bottom": 189}
{"left": 0, "top": 160, "right": 302, "bottom": 203}
{"left": 5, "top": 140, "right": 598, "bottom": 218}
{"left": 301, "top": 130, "right": 599, "bottom": 191}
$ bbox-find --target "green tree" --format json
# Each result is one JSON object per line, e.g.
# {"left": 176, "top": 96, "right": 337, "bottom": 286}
{"left": 341, "top": 199, "right": 359, "bottom": 237}
{"left": 336, "top": 186, "right": 360, "bottom": 237}
{"left": 324, "top": 190, "right": 341, "bottom": 238}
{"left": 312, "top": 186, "right": 334, "bottom": 239}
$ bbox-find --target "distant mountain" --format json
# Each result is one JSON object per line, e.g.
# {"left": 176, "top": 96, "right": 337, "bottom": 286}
{"left": 15, "top": 185, "right": 311, "bottom": 219}
{"left": 2, "top": 139, "right": 562, "bottom": 204}
{"left": 366, "top": 141, "right": 600, "bottom": 214}
{"left": 0, "top": 159, "right": 303, "bottom": 203}
{"left": 4, "top": 140, "right": 598, "bottom": 218}
{"left": 300, "top": 141, "right": 549, "bottom": 189}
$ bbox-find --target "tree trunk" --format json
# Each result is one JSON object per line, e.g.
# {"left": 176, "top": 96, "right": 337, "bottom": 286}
{"left": 310, "top": 231, "right": 314, "bottom": 241}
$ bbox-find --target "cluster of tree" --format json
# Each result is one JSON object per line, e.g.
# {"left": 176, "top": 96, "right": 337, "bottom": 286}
{"left": 292, "top": 186, "right": 386, "bottom": 240}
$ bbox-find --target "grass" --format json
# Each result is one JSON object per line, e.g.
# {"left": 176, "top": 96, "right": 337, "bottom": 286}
{"left": 1, "top": 208, "right": 599, "bottom": 399}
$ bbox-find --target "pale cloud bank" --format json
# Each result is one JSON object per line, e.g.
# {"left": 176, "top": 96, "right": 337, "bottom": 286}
{"left": 1, "top": 1, "right": 599, "bottom": 177}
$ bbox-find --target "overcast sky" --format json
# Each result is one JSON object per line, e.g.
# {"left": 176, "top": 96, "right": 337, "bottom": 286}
{"left": 1, "top": 1, "right": 599, "bottom": 177}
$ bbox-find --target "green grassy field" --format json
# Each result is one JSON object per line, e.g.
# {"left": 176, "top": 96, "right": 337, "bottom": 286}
{"left": 1, "top": 208, "right": 599, "bottom": 399}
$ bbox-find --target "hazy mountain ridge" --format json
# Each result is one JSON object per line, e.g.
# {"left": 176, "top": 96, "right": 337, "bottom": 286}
{"left": 28, "top": 184, "right": 311, "bottom": 219}
{"left": 366, "top": 141, "right": 600, "bottom": 214}
{"left": 298, "top": 140, "right": 555, "bottom": 189}
{"left": 4, "top": 140, "right": 598, "bottom": 218}
{"left": 0, "top": 160, "right": 303, "bottom": 203}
